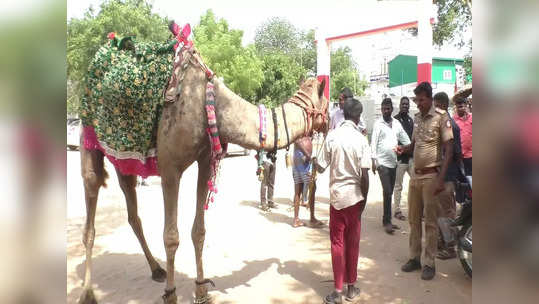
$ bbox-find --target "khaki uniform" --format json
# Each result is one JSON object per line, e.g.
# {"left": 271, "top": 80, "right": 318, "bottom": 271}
{"left": 408, "top": 105, "right": 453, "bottom": 267}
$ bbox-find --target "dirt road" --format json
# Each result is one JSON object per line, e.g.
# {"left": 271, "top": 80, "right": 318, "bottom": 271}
{"left": 67, "top": 150, "right": 471, "bottom": 304}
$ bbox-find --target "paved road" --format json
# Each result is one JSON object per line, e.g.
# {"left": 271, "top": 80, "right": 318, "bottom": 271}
{"left": 67, "top": 149, "right": 471, "bottom": 304}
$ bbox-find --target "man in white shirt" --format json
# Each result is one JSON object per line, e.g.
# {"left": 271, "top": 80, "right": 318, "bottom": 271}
{"left": 371, "top": 98, "right": 411, "bottom": 234}
{"left": 314, "top": 98, "right": 370, "bottom": 304}
{"left": 330, "top": 87, "right": 367, "bottom": 134}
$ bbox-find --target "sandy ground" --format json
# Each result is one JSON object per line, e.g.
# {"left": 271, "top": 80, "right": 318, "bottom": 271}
{"left": 67, "top": 150, "right": 471, "bottom": 304}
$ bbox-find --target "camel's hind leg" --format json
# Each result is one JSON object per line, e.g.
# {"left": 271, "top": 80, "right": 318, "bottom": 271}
{"left": 115, "top": 169, "right": 166, "bottom": 282}
{"left": 79, "top": 145, "right": 107, "bottom": 304}
{"left": 192, "top": 154, "right": 212, "bottom": 303}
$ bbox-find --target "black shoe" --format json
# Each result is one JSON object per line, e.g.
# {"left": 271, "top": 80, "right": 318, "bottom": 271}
{"left": 437, "top": 248, "right": 457, "bottom": 260}
{"left": 394, "top": 211, "right": 406, "bottom": 221}
{"left": 421, "top": 265, "right": 436, "bottom": 280}
{"left": 384, "top": 223, "right": 394, "bottom": 234}
{"left": 401, "top": 259, "right": 422, "bottom": 272}
{"left": 268, "top": 201, "right": 277, "bottom": 209}
{"left": 345, "top": 285, "right": 361, "bottom": 301}
{"left": 323, "top": 291, "right": 342, "bottom": 304}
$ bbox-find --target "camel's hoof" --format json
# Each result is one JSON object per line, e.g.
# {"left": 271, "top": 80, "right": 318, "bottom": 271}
{"left": 193, "top": 295, "right": 212, "bottom": 304}
{"left": 152, "top": 267, "right": 167, "bottom": 282}
{"left": 162, "top": 288, "right": 177, "bottom": 304}
{"left": 78, "top": 288, "right": 97, "bottom": 304}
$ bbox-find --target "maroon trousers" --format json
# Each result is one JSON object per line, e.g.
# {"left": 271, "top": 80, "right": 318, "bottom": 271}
{"left": 329, "top": 202, "right": 365, "bottom": 290}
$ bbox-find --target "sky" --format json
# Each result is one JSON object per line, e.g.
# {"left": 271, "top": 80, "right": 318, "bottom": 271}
{"left": 67, "top": 0, "right": 470, "bottom": 78}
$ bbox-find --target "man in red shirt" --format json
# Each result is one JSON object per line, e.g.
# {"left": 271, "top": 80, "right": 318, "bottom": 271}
{"left": 453, "top": 97, "right": 472, "bottom": 176}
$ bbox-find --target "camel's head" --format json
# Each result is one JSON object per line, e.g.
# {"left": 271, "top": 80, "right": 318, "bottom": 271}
{"left": 296, "top": 77, "right": 329, "bottom": 134}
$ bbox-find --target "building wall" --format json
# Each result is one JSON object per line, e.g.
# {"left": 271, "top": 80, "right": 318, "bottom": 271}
{"left": 388, "top": 55, "right": 417, "bottom": 88}
{"left": 432, "top": 59, "right": 456, "bottom": 84}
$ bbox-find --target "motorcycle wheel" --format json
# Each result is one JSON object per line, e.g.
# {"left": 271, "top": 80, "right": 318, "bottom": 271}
{"left": 458, "top": 221, "right": 472, "bottom": 277}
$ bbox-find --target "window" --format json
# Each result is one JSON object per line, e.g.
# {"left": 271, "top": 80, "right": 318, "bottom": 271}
{"left": 443, "top": 70, "right": 452, "bottom": 80}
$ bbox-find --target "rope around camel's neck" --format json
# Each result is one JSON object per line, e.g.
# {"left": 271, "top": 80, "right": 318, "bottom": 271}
{"left": 287, "top": 89, "right": 328, "bottom": 137}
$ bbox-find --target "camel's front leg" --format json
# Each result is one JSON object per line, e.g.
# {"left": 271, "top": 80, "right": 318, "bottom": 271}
{"left": 79, "top": 148, "right": 106, "bottom": 304}
{"left": 116, "top": 169, "right": 166, "bottom": 282}
{"left": 192, "top": 158, "right": 213, "bottom": 303}
{"left": 161, "top": 169, "right": 181, "bottom": 304}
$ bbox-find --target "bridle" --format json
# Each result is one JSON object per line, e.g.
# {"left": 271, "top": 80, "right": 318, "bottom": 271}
{"left": 286, "top": 84, "right": 329, "bottom": 137}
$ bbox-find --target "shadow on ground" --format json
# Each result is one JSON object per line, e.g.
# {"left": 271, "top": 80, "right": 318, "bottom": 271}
{"left": 69, "top": 253, "right": 287, "bottom": 304}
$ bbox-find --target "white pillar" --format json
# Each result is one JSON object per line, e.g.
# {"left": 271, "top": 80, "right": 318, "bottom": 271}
{"left": 417, "top": 0, "right": 433, "bottom": 84}
{"left": 316, "top": 28, "right": 330, "bottom": 99}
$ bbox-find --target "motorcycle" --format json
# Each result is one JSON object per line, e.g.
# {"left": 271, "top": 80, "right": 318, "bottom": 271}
{"left": 438, "top": 175, "right": 472, "bottom": 277}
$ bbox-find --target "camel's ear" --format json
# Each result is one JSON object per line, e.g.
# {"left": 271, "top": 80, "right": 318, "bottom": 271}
{"left": 318, "top": 78, "right": 326, "bottom": 98}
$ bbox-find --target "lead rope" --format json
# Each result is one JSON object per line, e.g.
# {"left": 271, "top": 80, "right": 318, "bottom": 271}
{"left": 257, "top": 104, "right": 267, "bottom": 181}
{"left": 281, "top": 103, "right": 291, "bottom": 167}
{"left": 271, "top": 107, "right": 278, "bottom": 161}
{"left": 306, "top": 132, "right": 326, "bottom": 202}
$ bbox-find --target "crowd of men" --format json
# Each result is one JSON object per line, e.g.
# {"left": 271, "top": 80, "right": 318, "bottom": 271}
{"left": 257, "top": 81, "right": 472, "bottom": 303}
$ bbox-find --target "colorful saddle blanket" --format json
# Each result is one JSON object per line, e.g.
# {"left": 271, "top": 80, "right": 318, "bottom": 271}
{"left": 80, "top": 37, "right": 176, "bottom": 177}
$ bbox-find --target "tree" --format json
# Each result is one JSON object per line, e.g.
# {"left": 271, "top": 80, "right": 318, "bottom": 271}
{"left": 433, "top": 0, "right": 472, "bottom": 48}
{"left": 330, "top": 47, "right": 368, "bottom": 101}
{"left": 254, "top": 17, "right": 316, "bottom": 75}
{"left": 194, "top": 10, "right": 263, "bottom": 101}
{"left": 434, "top": 0, "right": 472, "bottom": 81}
{"left": 67, "top": 0, "right": 170, "bottom": 115}
{"left": 256, "top": 52, "right": 306, "bottom": 107}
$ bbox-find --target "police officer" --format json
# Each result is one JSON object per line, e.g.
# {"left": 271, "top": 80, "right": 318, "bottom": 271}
{"left": 398, "top": 82, "right": 454, "bottom": 280}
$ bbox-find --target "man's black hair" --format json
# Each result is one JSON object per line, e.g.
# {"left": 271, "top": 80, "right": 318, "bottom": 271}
{"left": 340, "top": 87, "right": 353, "bottom": 98}
{"left": 414, "top": 81, "right": 433, "bottom": 99}
{"left": 343, "top": 98, "right": 363, "bottom": 121}
{"left": 381, "top": 97, "right": 393, "bottom": 108}
{"left": 433, "top": 92, "right": 450, "bottom": 108}
{"left": 400, "top": 96, "right": 409, "bottom": 103}
{"left": 454, "top": 96, "right": 467, "bottom": 105}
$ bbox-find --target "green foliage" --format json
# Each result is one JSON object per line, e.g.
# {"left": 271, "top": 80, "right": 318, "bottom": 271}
{"left": 254, "top": 17, "right": 316, "bottom": 75}
{"left": 253, "top": 17, "right": 319, "bottom": 106}
{"left": 433, "top": 0, "right": 472, "bottom": 48}
{"left": 463, "top": 55, "right": 472, "bottom": 83}
{"left": 433, "top": 0, "right": 473, "bottom": 83}
{"left": 194, "top": 10, "right": 263, "bottom": 101}
{"left": 256, "top": 52, "right": 306, "bottom": 108}
{"left": 330, "top": 47, "right": 368, "bottom": 100}
{"left": 67, "top": 0, "right": 170, "bottom": 115}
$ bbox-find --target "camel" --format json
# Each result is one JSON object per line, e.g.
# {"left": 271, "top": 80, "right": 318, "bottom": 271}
{"left": 78, "top": 46, "right": 328, "bottom": 304}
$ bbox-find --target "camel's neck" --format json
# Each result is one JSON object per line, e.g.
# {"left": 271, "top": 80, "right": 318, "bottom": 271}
{"left": 213, "top": 79, "right": 307, "bottom": 150}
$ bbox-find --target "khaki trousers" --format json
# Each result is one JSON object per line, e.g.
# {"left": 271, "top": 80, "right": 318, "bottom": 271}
{"left": 408, "top": 176, "right": 441, "bottom": 267}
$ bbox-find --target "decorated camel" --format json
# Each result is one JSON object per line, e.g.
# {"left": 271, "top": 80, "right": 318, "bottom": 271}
{"left": 78, "top": 23, "right": 329, "bottom": 304}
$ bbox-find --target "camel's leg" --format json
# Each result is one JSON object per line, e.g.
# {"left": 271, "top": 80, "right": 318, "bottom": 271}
{"left": 79, "top": 147, "right": 107, "bottom": 304}
{"left": 192, "top": 157, "right": 212, "bottom": 302}
{"left": 160, "top": 167, "right": 182, "bottom": 304}
{"left": 115, "top": 169, "right": 166, "bottom": 282}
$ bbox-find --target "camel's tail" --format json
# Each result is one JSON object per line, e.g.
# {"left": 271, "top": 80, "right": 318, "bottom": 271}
{"left": 94, "top": 149, "right": 109, "bottom": 189}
